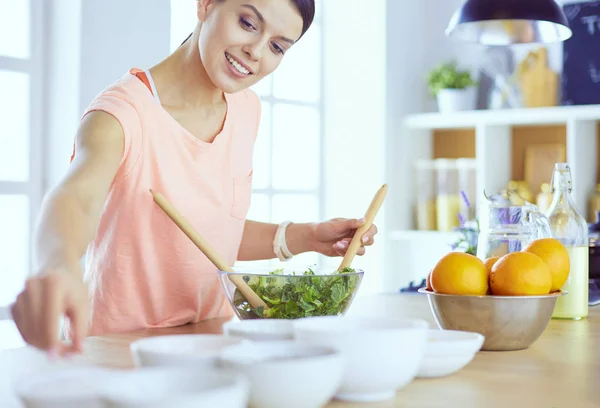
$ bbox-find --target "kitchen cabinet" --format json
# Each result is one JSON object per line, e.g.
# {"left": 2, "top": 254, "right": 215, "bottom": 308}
{"left": 385, "top": 104, "right": 600, "bottom": 291}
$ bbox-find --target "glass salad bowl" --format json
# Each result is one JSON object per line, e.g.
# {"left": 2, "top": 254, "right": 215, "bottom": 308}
{"left": 218, "top": 266, "right": 364, "bottom": 320}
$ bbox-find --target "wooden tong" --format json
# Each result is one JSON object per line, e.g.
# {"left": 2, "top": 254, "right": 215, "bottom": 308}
{"left": 338, "top": 184, "right": 388, "bottom": 271}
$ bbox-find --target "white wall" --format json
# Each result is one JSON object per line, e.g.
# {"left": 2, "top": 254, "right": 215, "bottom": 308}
{"left": 44, "top": 0, "right": 171, "bottom": 191}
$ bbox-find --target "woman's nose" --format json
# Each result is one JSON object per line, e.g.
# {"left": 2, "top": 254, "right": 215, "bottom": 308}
{"left": 242, "top": 42, "right": 263, "bottom": 61}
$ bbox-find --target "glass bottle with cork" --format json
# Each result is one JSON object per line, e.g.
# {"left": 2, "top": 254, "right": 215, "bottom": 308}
{"left": 546, "top": 163, "right": 589, "bottom": 320}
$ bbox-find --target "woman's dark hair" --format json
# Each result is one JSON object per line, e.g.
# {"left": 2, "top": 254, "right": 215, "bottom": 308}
{"left": 292, "top": 0, "right": 316, "bottom": 39}
{"left": 181, "top": 0, "right": 315, "bottom": 45}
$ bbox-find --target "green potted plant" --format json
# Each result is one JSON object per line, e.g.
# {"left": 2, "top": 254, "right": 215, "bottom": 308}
{"left": 427, "top": 61, "right": 478, "bottom": 113}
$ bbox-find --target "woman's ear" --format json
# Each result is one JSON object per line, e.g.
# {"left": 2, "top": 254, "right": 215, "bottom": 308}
{"left": 197, "top": 0, "right": 217, "bottom": 22}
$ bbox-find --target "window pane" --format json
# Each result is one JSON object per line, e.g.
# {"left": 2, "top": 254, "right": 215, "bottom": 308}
{"left": 252, "top": 102, "right": 271, "bottom": 189}
{"left": 273, "top": 24, "right": 321, "bottom": 103}
{"left": 251, "top": 76, "right": 272, "bottom": 97}
{"left": 0, "top": 195, "right": 29, "bottom": 307}
{"left": 272, "top": 104, "right": 320, "bottom": 189}
{"left": 272, "top": 194, "right": 319, "bottom": 224}
{"left": 170, "top": 0, "right": 198, "bottom": 52}
{"left": 0, "top": 0, "right": 30, "bottom": 58}
{"left": 0, "top": 71, "right": 29, "bottom": 182}
{"left": 247, "top": 193, "right": 270, "bottom": 223}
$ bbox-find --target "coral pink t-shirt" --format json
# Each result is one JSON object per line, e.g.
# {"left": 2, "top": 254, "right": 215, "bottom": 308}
{"left": 75, "top": 69, "right": 260, "bottom": 336}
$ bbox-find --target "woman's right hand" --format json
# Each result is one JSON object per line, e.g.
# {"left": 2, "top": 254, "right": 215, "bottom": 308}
{"left": 11, "top": 268, "right": 90, "bottom": 357}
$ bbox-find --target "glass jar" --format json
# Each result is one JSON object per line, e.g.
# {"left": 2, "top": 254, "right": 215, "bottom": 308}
{"left": 435, "top": 159, "right": 460, "bottom": 232}
{"left": 456, "top": 158, "right": 477, "bottom": 221}
{"left": 415, "top": 160, "right": 437, "bottom": 231}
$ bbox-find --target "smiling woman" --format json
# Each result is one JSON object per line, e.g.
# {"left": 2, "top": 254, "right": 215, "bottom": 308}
{"left": 10, "top": 0, "right": 380, "bottom": 357}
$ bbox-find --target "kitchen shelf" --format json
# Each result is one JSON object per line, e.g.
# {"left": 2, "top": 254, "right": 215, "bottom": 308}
{"left": 396, "top": 105, "right": 599, "bottom": 227}
{"left": 384, "top": 104, "right": 599, "bottom": 293}
{"left": 404, "top": 104, "right": 600, "bottom": 129}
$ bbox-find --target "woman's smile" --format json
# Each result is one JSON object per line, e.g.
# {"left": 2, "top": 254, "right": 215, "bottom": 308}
{"left": 225, "top": 51, "right": 253, "bottom": 78}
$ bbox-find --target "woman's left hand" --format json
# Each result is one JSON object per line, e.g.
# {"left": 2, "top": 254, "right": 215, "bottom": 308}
{"left": 310, "top": 218, "right": 378, "bottom": 257}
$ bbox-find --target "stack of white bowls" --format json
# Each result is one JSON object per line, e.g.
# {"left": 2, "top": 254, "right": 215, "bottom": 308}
{"left": 10, "top": 315, "right": 484, "bottom": 408}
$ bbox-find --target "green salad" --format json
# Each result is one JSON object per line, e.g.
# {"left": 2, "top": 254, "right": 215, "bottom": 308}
{"left": 232, "top": 267, "right": 361, "bottom": 319}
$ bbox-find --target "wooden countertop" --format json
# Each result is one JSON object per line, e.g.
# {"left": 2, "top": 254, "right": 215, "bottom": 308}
{"left": 83, "top": 294, "right": 600, "bottom": 408}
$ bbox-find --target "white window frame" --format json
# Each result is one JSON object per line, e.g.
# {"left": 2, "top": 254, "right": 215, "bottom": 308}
{"left": 0, "top": 0, "right": 46, "bottom": 319}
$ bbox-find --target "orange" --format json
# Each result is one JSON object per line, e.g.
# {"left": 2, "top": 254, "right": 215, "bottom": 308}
{"left": 523, "top": 238, "right": 570, "bottom": 292}
{"left": 483, "top": 257, "right": 499, "bottom": 295}
{"left": 426, "top": 270, "right": 433, "bottom": 291}
{"left": 483, "top": 257, "right": 500, "bottom": 275}
{"left": 490, "top": 252, "right": 552, "bottom": 296}
{"left": 430, "top": 252, "right": 488, "bottom": 295}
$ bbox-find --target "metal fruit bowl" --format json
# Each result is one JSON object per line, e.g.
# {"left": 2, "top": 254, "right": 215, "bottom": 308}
{"left": 218, "top": 267, "right": 364, "bottom": 320}
{"left": 417, "top": 288, "right": 566, "bottom": 351}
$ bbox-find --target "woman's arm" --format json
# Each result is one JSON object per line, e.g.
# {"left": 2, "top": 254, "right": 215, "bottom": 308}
{"left": 34, "top": 111, "right": 125, "bottom": 273}
{"left": 237, "top": 218, "right": 378, "bottom": 261}
{"left": 12, "top": 111, "right": 125, "bottom": 355}
{"left": 237, "top": 220, "right": 314, "bottom": 261}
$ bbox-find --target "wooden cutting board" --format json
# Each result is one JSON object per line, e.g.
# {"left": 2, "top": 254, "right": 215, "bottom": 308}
{"left": 517, "top": 48, "right": 559, "bottom": 108}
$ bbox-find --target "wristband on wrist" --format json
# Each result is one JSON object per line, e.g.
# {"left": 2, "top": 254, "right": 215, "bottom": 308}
{"left": 273, "top": 221, "right": 294, "bottom": 262}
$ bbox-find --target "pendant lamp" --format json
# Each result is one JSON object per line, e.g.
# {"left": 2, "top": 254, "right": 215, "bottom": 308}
{"left": 446, "top": 0, "right": 572, "bottom": 45}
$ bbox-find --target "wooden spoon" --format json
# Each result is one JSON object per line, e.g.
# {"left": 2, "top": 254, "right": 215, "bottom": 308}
{"left": 338, "top": 184, "right": 388, "bottom": 271}
{"left": 149, "top": 189, "right": 268, "bottom": 310}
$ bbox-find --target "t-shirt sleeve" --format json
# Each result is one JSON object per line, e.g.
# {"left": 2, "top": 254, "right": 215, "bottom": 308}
{"left": 79, "top": 91, "right": 143, "bottom": 182}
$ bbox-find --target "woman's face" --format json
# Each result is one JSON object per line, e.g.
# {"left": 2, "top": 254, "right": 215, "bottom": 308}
{"left": 197, "top": 0, "right": 304, "bottom": 93}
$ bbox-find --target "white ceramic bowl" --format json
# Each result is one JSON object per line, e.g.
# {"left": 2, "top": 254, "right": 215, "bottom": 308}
{"left": 1, "top": 346, "right": 96, "bottom": 408}
{"left": 417, "top": 329, "right": 484, "bottom": 378}
{"left": 102, "top": 367, "right": 249, "bottom": 408}
{"left": 222, "top": 319, "right": 295, "bottom": 341}
{"left": 14, "top": 366, "right": 121, "bottom": 408}
{"left": 293, "top": 316, "right": 429, "bottom": 403}
{"left": 218, "top": 340, "right": 344, "bottom": 408}
{"left": 15, "top": 365, "right": 249, "bottom": 408}
{"left": 130, "top": 334, "right": 246, "bottom": 368}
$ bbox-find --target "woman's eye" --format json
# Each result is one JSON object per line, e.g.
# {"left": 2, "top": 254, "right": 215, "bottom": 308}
{"left": 271, "top": 43, "right": 284, "bottom": 54}
{"left": 240, "top": 18, "right": 255, "bottom": 30}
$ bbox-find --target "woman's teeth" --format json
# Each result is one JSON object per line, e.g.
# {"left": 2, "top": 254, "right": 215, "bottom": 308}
{"left": 226, "top": 53, "right": 250, "bottom": 75}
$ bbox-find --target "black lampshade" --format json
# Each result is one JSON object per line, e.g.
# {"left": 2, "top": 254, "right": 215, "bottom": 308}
{"left": 446, "top": 0, "right": 572, "bottom": 45}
